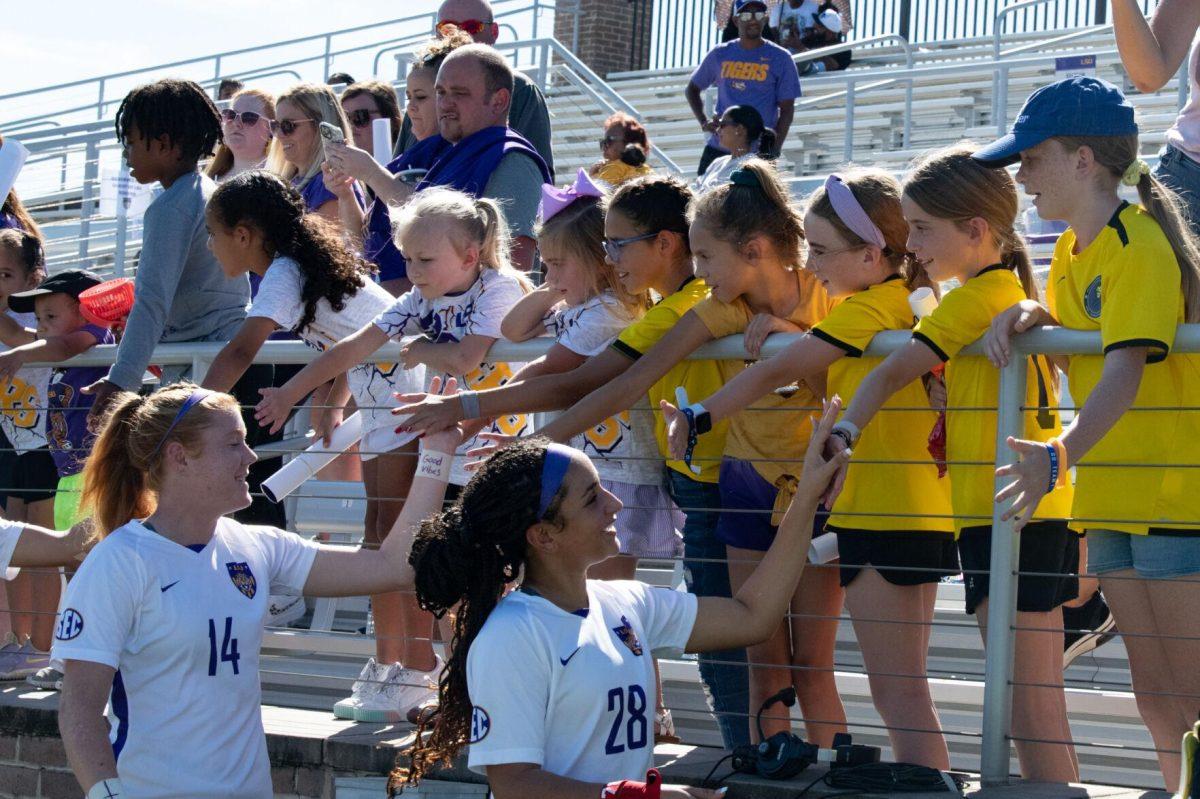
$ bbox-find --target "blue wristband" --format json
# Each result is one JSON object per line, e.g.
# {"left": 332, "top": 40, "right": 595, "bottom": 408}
{"left": 1044, "top": 442, "right": 1059, "bottom": 494}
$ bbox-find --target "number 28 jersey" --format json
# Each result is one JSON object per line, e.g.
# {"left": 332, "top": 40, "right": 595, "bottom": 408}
{"left": 52, "top": 519, "right": 319, "bottom": 799}
{"left": 467, "top": 580, "right": 696, "bottom": 784}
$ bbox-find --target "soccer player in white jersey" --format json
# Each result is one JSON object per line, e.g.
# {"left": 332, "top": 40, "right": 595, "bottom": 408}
{"left": 390, "top": 398, "right": 851, "bottom": 798}
{"left": 53, "top": 381, "right": 464, "bottom": 799}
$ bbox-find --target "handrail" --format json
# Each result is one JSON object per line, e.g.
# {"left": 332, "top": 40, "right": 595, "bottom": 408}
{"left": 792, "top": 33, "right": 912, "bottom": 68}
{"left": 993, "top": 0, "right": 1063, "bottom": 60}
{"left": 1001, "top": 22, "right": 1112, "bottom": 59}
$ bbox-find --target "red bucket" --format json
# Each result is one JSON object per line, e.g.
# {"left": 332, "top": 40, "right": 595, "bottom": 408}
{"left": 78, "top": 278, "right": 135, "bottom": 329}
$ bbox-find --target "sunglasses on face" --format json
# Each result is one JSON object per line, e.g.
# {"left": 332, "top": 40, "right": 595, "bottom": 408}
{"left": 736, "top": 10, "right": 768, "bottom": 21}
{"left": 269, "top": 118, "right": 317, "bottom": 136}
{"left": 347, "top": 108, "right": 382, "bottom": 129}
{"left": 602, "top": 231, "right": 659, "bottom": 263}
{"left": 220, "top": 109, "right": 265, "bottom": 127}
{"left": 599, "top": 135, "right": 624, "bottom": 148}
{"left": 436, "top": 18, "right": 495, "bottom": 36}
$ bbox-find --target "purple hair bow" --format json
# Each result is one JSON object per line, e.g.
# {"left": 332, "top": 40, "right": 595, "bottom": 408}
{"left": 538, "top": 168, "right": 607, "bottom": 225}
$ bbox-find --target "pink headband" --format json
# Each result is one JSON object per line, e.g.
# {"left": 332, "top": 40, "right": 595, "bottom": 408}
{"left": 823, "top": 174, "right": 886, "bottom": 249}
{"left": 538, "top": 168, "right": 606, "bottom": 225}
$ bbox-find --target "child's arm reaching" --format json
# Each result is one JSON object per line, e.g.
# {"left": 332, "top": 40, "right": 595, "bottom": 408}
{"left": 0, "top": 329, "right": 101, "bottom": 384}
{"left": 400, "top": 334, "right": 494, "bottom": 378}
{"left": 0, "top": 314, "right": 35, "bottom": 348}
{"left": 255, "top": 322, "right": 390, "bottom": 434}
{"left": 201, "top": 317, "right": 280, "bottom": 393}
{"left": 500, "top": 285, "right": 560, "bottom": 342}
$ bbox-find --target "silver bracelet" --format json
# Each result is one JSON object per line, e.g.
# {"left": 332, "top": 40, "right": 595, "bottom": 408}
{"left": 459, "top": 391, "right": 481, "bottom": 420}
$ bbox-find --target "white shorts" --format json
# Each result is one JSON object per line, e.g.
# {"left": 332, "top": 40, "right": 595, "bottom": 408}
{"left": 603, "top": 479, "right": 684, "bottom": 559}
{"left": 359, "top": 422, "right": 418, "bottom": 462}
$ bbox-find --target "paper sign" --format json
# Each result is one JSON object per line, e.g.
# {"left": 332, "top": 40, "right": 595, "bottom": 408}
{"left": 98, "top": 167, "right": 156, "bottom": 219}
{"left": 1055, "top": 55, "right": 1096, "bottom": 81}
{"left": 0, "top": 139, "right": 29, "bottom": 206}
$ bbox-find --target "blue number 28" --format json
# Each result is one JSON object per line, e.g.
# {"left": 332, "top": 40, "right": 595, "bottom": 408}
{"left": 605, "top": 685, "right": 648, "bottom": 755}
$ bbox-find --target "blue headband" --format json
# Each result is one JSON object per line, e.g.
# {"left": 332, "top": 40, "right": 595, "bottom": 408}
{"left": 537, "top": 443, "right": 575, "bottom": 519}
{"left": 152, "top": 389, "right": 215, "bottom": 456}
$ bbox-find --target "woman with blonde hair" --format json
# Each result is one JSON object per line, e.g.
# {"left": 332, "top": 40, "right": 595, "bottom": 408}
{"left": 206, "top": 89, "right": 276, "bottom": 183}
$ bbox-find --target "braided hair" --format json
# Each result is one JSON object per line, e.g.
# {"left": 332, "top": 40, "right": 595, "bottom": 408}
{"left": 390, "top": 438, "right": 567, "bottom": 791}
{"left": 114, "top": 79, "right": 221, "bottom": 165}
{"left": 209, "top": 171, "right": 372, "bottom": 334}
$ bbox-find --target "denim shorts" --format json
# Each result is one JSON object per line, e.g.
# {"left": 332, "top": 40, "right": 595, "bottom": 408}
{"left": 1155, "top": 144, "right": 1200, "bottom": 234}
{"left": 1087, "top": 528, "right": 1200, "bottom": 579}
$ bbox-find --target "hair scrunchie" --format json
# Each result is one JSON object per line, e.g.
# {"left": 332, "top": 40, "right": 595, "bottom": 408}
{"left": 729, "top": 167, "right": 761, "bottom": 189}
{"left": 1121, "top": 159, "right": 1150, "bottom": 186}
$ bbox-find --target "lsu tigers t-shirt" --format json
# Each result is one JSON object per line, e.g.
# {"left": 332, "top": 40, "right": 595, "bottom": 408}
{"left": 1046, "top": 202, "right": 1200, "bottom": 534}
{"left": 689, "top": 38, "right": 802, "bottom": 150}
{"left": 812, "top": 277, "right": 954, "bottom": 533}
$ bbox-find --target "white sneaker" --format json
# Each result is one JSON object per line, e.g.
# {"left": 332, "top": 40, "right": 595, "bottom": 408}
{"left": 0, "top": 639, "right": 50, "bottom": 680}
{"left": 354, "top": 657, "right": 442, "bottom": 723}
{"left": 26, "top": 666, "right": 63, "bottom": 691}
{"left": 332, "top": 658, "right": 388, "bottom": 720}
{"left": 266, "top": 595, "right": 306, "bottom": 628}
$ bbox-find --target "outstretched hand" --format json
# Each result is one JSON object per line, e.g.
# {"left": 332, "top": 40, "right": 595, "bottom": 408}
{"left": 255, "top": 386, "right": 299, "bottom": 435}
{"left": 660, "top": 400, "right": 691, "bottom": 461}
{"left": 994, "top": 436, "right": 1051, "bottom": 530}
{"left": 983, "top": 299, "right": 1050, "bottom": 368}
{"left": 798, "top": 395, "right": 853, "bottom": 509}
{"left": 418, "top": 376, "right": 465, "bottom": 455}
{"left": 392, "top": 389, "right": 464, "bottom": 436}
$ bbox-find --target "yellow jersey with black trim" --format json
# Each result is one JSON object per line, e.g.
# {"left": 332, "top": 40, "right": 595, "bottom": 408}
{"left": 690, "top": 269, "right": 834, "bottom": 487}
{"left": 1047, "top": 202, "right": 1200, "bottom": 534}
{"left": 914, "top": 265, "right": 1073, "bottom": 533}
{"left": 613, "top": 277, "right": 734, "bottom": 483}
{"left": 811, "top": 277, "right": 953, "bottom": 533}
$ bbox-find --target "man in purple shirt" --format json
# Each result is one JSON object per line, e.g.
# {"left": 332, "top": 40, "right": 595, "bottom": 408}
{"left": 685, "top": 0, "right": 801, "bottom": 175}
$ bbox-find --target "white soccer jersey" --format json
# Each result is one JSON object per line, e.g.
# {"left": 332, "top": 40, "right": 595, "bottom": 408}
{"left": 52, "top": 518, "right": 319, "bottom": 799}
{"left": 0, "top": 310, "right": 48, "bottom": 452}
{"left": 247, "top": 257, "right": 425, "bottom": 439}
{"left": 373, "top": 268, "right": 530, "bottom": 484}
{"left": 544, "top": 294, "right": 664, "bottom": 486}
{"left": 467, "top": 580, "right": 697, "bottom": 784}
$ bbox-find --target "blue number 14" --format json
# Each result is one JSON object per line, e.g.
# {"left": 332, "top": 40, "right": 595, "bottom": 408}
{"left": 208, "top": 617, "right": 241, "bottom": 676}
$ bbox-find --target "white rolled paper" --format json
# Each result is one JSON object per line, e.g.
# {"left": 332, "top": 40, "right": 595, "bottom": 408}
{"left": 372, "top": 118, "right": 393, "bottom": 165}
{"left": 262, "top": 412, "right": 364, "bottom": 503}
{"left": 808, "top": 531, "right": 839, "bottom": 564}
{"left": 0, "top": 139, "right": 29, "bottom": 207}
{"left": 908, "top": 286, "right": 939, "bottom": 319}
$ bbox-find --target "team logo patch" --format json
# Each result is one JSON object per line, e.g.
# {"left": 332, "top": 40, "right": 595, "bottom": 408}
{"left": 470, "top": 706, "right": 491, "bottom": 743}
{"left": 612, "top": 615, "right": 643, "bottom": 656}
{"left": 226, "top": 562, "right": 257, "bottom": 599}
{"left": 55, "top": 608, "right": 84, "bottom": 641}
{"left": 1084, "top": 276, "right": 1102, "bottom": 319}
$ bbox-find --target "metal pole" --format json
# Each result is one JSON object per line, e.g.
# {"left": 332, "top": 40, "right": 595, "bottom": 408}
{"left": 322, "top": 35, "right": 332, "bottom": 81}
{"left": 978, "top": 354, "right": 1028, "bottom": 786}
{"left": 996, "top": 65, "right": 1010, "bottom": 136}
{"left": 96, "top": 78, "right": 106, "bottom": 121}
{"left": 213, "top": 55, "right": 222, "bottom": 90}
{"left": 898, "top": 0, "right": 913, "bottom": 41}
{"left": 113, "top": 163, "right": 130, "bottom": 278}
{"left": 844, "top": 80, "right": 856, "bottom": 162}
{"left": 78, "top": 140, "right": 99, "bottom": 268}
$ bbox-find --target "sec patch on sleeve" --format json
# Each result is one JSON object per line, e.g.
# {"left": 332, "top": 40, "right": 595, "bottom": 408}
{"left": 470, "top": 706, "right": 491, "bottom": 743}
{"left": 55, "top": 608, "right": 84, "bottom": 641}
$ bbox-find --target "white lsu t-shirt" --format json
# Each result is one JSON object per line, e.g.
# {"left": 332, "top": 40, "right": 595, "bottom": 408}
{"left": 373, "top": 268, "right": 530, "bottom": 485}
{"left": 467, "top": 580, "right": 697, "bottom": 784}
{"left": 247, "top": 257, "right": 425, "bottom": 439}
{"left": 0, "top": 310, "right": 49, "bottom": 452}
{"left": 52, "top": 518, "right": 319, "bottom": 799}
{"left": 544, "top": 294, "right": 663, "bottom": 486}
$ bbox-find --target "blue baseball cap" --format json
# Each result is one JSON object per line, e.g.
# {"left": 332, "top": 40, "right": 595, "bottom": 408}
{"left": 973, "top": 76, "right": 1139, "bottom": 168}
{"left": 734, "top": 0, "right": 768, "bottom": 12}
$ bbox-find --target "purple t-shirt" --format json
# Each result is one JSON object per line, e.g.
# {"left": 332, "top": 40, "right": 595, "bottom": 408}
{"left": 47, "top": 324, "right": 116, "bottom": 477}
{"left": 689, "top": 39, "right": 802, "bottom": 149}
{"left": 294, "top": 171, "right": 365, "bottom": 214}
{"left": 0, "top": 213, "right": 23, "bottom": 231}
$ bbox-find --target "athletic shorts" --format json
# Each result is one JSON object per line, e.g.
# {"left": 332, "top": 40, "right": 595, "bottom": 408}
{"left": 604, "top": 479, "right": 683, "bottom": 559}
{"left": 833, "top": 528, "right": 958, "bottom": 588}
{"left": 958, "top": 521, "right": 1080, "bottom": 614}
{"left": 8, "top": 447, "right": 58, "bottom": 505}
{"left": 360, "top": 422, "right": 415, "bottom": 463}
{"left": 715, "top": 457, "right": 827, "bottom": 552}
{"left": 1087, "top": 527, "right": 1200, "bottom": 579}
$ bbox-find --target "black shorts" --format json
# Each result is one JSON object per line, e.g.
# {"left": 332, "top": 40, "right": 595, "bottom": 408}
{"left": 833, "top": 527, "right": 959, "bottom": 588}
{"left": 958, "top": 521, "right": 1080, "bottom": 615}
{"left": 0, "top": 427, "right": 15, "bottom": 510}
{"left": 8, "top": 447, "right": 59, "bottom": 505}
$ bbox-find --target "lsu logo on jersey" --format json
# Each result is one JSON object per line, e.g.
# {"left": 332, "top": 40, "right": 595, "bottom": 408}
{"left": 226, "top": 562, "right": 257, "bottom": 599}
{"left": 0, "top": 376, "right": 40, "bottom": 429}
{"left": 612, "top": 616, "right": 643, "bottom": 657}
{"left": 1084, "top": 276, "right": 1102, "bottom": 319}
{"left": 469, "top": 706, "right": 491, "bottom": 743}
{"left": 584, "top": 411, "right": 630, "bottom": 456}
{"left": 55, "top": 608, "right": 84, "bottom": 641}
{"left": 464, "top": 363, "right": 528, "bottom": 437}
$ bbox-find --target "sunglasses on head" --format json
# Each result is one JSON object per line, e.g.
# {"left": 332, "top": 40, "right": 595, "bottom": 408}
{"left": 347, "top": 108, "right": 382, "bottom": 129}
{"left": 269, "top": 118, "right": 317, "bottom": 136}
{"left": 436, "top": 18, "right": 495, "bottom": 36}
{"left": 220, "top": 109, "right": 265, "bottom": 127}
{"left": 736, "top": 10, "right": 768, "bottom": 21}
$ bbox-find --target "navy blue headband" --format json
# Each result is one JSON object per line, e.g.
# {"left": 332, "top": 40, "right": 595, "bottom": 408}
{"left": 537, "top": 443, "right": 575, "bottom": 519}
{"left": 152, "top": 389, "right": 215, "bottom": 456}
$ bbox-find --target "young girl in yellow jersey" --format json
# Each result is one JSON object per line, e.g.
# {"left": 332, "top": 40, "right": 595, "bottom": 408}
{"left": 662, "top": 170, "right": 955, "bottom": 767}
{"left": 523, "top": 160, "right": 847, "bottom": 746}
{"left": 829, "top": 145, "right": 1079, "bottom": 782}
{"left": 979, "top": 77, "right": 1200, "bottom": 792}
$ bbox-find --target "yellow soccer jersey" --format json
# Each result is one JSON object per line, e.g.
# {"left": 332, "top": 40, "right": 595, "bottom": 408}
{"left": 811, "top": 277, "right": 953, "bottom": 533}
{"left": 1047, "top": 202, "right": 1200, "bottom": 534}
{"left": 690, "top": 269, "right": 834, "bottom": 487}
{"left": 914, "top": 265, "right": 1073, "bottom": 533}
{"left": 613, "top": 277, "right": 734, "bottom": 483}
